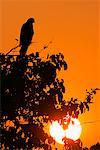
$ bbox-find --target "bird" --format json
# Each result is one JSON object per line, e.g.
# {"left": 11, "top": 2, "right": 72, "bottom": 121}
{"left": 19, "top": 18, "right": 35, "bottom": 56}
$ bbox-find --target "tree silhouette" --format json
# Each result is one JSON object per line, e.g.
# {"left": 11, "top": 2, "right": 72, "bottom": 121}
{"left": 90, "top": 142, "right": 100, "bottom": 150}
{"left": 1, "top": 20, "right": 99, "bottom": 150}
{"left": 1, "top": 52, "right": 99, "bottom": 149}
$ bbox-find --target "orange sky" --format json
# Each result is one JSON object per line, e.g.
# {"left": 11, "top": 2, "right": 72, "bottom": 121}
{"left": 0, "top": 0, "right": 100, "bottom": 147}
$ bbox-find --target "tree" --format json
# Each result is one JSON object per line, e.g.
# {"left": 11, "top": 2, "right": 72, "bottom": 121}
{"left": 90, "top": 142, "right": 100, "bottom": 150}
{"left": 1, "top": 30, "right": 99, "bottom": 149}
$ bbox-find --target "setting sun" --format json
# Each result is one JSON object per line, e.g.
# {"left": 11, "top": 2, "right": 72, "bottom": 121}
{"left": 50, "top": 117, "right": 82, "bottom": 144}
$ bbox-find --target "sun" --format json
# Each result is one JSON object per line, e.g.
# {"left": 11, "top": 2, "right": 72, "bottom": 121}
{"left": 50, "top": 120, "right": 65, "bottom": 144}
{"left": 65, "top": 118, "right": 82, "bottom": 141}
{"left": 50, "top": 117, "right": 82, "bottom": 144}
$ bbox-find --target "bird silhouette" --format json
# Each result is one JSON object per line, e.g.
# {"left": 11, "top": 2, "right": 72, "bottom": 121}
{"left": 20, "top": 18, "right": 35, "bottom": 56}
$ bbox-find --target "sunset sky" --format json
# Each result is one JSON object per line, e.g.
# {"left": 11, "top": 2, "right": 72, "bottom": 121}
{"left": 0, "top": 0, "right": 100, "bottom": 147}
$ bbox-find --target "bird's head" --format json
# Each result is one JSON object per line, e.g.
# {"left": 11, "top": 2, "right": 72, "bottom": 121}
{"left": 27, "top": 18, "right": 35, "bottom": 24}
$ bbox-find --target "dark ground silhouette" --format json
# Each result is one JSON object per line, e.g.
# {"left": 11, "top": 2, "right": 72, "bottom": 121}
{"left": 0, "top": 18, "right": 99, "bottom": 150}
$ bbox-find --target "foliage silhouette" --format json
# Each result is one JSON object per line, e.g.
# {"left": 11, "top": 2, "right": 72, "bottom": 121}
{"left": 90, "top": 142, "right": 100, "bottom": 150}
{"left": 82, "top": 143, "right": 100, "bottom": 150}
{"left": 0, "top": 52, "right": 99, "bottom": 149}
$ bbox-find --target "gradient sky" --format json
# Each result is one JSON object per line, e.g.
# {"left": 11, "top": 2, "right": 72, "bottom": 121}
{"left": 0, "top": 0, "right": 100, "bottom": 147}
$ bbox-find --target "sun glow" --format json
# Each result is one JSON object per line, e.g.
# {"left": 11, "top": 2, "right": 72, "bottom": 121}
{"left": 50, "top": 117, "right": 82, "bottom": 144}
{"left": 50, "top": 121, "right": 65, "bottom": 144}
